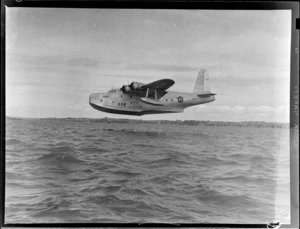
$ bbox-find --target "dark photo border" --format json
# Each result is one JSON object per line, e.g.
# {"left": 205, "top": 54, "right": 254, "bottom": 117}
{"left": 1, "top": 0, "right": 299, "bottom": 228}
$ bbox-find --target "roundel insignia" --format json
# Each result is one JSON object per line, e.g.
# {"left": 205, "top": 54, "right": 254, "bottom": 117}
{"left": 178, "top": 96, "right": 183, "bottom": 103}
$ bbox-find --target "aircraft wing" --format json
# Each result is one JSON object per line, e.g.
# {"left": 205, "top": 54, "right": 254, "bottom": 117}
{"left": 123, "top": 79, "right": 174, "bottom": 100}
{"left": 140, "top": 79, "right": 175, "bottom": 91}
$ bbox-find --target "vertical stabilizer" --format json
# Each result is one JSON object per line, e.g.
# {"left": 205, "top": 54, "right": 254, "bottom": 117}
{"left": 193, "top": 69, "right": 210, "bottom": 93}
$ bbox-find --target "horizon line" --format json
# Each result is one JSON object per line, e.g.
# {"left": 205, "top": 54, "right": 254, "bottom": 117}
{"left": 5, "top": 116, "right": 289, "bottom": 124}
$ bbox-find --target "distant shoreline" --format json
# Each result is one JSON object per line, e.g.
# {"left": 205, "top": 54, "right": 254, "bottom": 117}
{"left": 6, "top": 117, "right": 289, "bottom": 128}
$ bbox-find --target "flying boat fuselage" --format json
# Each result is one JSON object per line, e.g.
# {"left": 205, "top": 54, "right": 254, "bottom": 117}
{"left": 89, "top": 69, "right": 216, "bottom": 116}
{"left": 89, "top": 90, "right": 215, "bottom": 116}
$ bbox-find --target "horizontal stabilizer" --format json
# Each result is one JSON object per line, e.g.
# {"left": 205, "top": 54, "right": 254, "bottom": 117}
{"left": 197, "top": 93, "right": 216, "bottom": 97}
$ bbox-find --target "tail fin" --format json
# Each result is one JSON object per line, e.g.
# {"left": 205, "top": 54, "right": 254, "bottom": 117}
{"left": 193, "top": 69, "right": 210, "bottom": 93}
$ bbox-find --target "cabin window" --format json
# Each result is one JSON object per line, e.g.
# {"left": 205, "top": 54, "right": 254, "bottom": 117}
{"left": 100, "top": 99, "right": 102, "bottom": 102}
{"left": 166, "top": 99, "right": 168, "bottom": 102}
{"left": 121, "top": 95, "right": 123, "bottom": 97}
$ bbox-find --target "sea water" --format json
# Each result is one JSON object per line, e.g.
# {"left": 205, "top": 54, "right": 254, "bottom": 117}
{"left": 5, "top": 118, "right": 290, "bottom": 224}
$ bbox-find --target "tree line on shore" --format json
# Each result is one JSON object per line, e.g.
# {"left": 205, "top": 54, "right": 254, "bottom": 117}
{"left": 7, "top": 116, "right": 289, "bottom": 128}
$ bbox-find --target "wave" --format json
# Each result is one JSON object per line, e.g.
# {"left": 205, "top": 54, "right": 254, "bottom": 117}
{"left": 147, "top": 176, "right": 179, "bottom": 185}
{"left": 36, "top": 152, "right": 84, "bottom": 164}
{"left": 146, "top": 156, "right": 190, "bottom": 167}
{"left": 195, "top": 188, "right": 258, "bottom": 208}
{"left": 87, "top": 194, "right": 120, "bottom": 205}
{"left": 31, "top": 208, "right": 83, "bottom": 220}
{"left": 202, "top": 156, "right": 243, "bottom": 166}
{"left": 46, "top": 146, "right": 76, "bottom": 154}
{"left": 103, "top": 128, "right": 115, "bottom": 132}
{"left": 249, "top": 154, "right": 274, "bottom": 163}
{"left": 5, "top": 118, "right": 289, "bottom": 224}
{"left": 83, "top": 134, "right": 97, "bottom": 138}
{"left": 112, "top": 170, "right": 141, "bottom": 177}
{"left": 102, "top": 185, "right": 123, "bottom": 193}
{"left": 78, "top": 146, "right": 109, "bottom": 154}
{"left": 133, "top": 143, "right": 155, "bottom": 148}
{"left": 103, "top": 128, "right": 167, "bottom": 138}
{"left": 6, "top": 171, "right": 23, "bottom": 180}
{"left": 121, "top": 188, "right": 148, "bottom": 196}
{"left": 6, "top": 138, "right": 23, "bottom": 146}
{"left": 216, "top": 175, "right": 275, "bottom": 185}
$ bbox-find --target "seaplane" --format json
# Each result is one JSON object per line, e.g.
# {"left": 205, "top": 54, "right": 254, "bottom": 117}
{"left": 89, "top": 69, "right": 216, "bottom": 116}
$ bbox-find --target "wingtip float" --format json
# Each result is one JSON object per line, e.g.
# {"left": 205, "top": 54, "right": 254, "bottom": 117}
{"left": 89, "top": 69, "right": 216, "bottom": 116}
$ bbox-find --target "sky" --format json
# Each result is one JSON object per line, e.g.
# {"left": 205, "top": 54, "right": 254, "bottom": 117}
{"left": 6, "top": 8, "right": 291, "bottom": 122}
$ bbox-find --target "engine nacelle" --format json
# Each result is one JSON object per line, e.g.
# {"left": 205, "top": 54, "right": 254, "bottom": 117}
{"left": 131, "top": 82, "right": 138, "bottom": 90}
{"left": 122, "top": 85, "right": 131, "bottom": 93}
{"left": 130, "top": 82, "right": 144, "bottom": 90}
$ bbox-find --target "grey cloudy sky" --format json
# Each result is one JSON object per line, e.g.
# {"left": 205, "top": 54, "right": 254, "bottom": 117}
{"left": 6, "top": 8, "right": 291, "bottom": 122}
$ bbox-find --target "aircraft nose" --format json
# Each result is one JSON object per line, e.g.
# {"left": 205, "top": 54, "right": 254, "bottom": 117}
{"left": 89, "top": 93, "right": 100, "bottom": 104}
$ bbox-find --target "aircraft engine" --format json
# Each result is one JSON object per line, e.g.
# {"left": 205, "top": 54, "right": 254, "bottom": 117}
{"left": 131, "top": 82, "right": 139, "bottom": 90}
{"left": 123, "top": 85, "right": 131, "bottom": 92}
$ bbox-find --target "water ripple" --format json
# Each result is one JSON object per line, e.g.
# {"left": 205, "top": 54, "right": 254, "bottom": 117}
{"left": 5, "top": 118, "right": 290, "bottom": 224}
